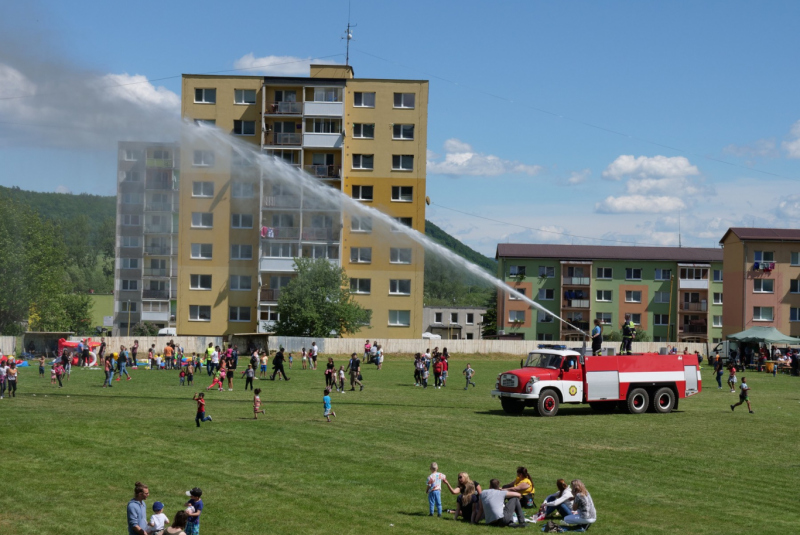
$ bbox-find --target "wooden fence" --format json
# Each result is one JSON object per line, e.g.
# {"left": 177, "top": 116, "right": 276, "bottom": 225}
{"left": 0, "top": 336, "right": 16, "bottom": 355}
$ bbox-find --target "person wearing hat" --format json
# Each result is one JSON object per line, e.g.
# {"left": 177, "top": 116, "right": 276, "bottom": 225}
{"left": 147, "top": 501, "right": 169, "bottom": 534}
{"left": 184, "top": 488, "right": 204, "bottom": 535}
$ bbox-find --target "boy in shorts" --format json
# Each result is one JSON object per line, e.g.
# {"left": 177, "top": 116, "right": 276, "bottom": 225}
{"left": 323, "top": 388, "right": 336, "bottom": 422}
{"left": 731, "top": 377, "right": 753, "bottom": 413}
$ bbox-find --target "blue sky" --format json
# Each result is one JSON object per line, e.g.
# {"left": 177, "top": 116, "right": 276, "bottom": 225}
{"left": 1, "top": 0, "right": 799, "bottom": 256}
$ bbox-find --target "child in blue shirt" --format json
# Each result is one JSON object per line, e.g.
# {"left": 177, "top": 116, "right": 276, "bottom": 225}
{"left": 323, "top": 388, "right": 336, "bottom": 422}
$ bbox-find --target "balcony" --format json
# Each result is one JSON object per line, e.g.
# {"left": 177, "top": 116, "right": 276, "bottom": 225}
{"left": 563, "top": 321, "right": 590, "bottom": 332}
{"left": 679, "top": 324, "right": 708, "bottom": 334}
{"left": 144, "top": 201, "right": 176, "bottom": 212}
{"left": 304, "top": 165, "right": 341, "bottom": 179}
{"left": 265, "top": 101, "right": 302, "bottom": 115}
{"left": 144, "top": 223, "right": 175, "bottom": 234}
{"left": 144, "top": 245, "right": 175, "bottom": 256}
{"left": 142, "top": 310, "right": 170, "bottom": 322}
{"left": 142, "top": 289, "right": 176, "bottom": 300}
{"left": 142, "top": 267, "right": 176, "bottom": 278}
{"left": 679, "top": 278, "right": 709, "bottom": 290}
{"left": 146, "top": 158, "right": 174, "bottom": 168}
{"left": 261, "top": 227, "right": 301, "bottom": 240}
{"left": 260, "top": 288, "right": 282, "bottom": 302}
{"left": 301, "top": 227, "right": 340, "bottom": 241}
{"left": 303, "top": 133, "right": 344, "bottom": 149}
{"left": 562, "top": 277, "right": 590, "bottom": 286}
{"left": 145, "top": 180, "right": 177, "bottom": 191}
{"left": 263, "top": 195, "right": 301, "bottom": 209}
{"left": 302, "top": 197, "right": 341, "bottom": 211}
{"left": 264, "top": 132, "right": 302, "bottom": 146}
{"left": 563, "top": 299, "right": 590, "bottom": 309}
{"left": 680, "top": 301, "right": 708, "bottom": 312}
{"left": 304, "top": 101, "right": 343, "bottom": 117}
{"left": 260, "top": 256, "right": 339, "bottom": 273}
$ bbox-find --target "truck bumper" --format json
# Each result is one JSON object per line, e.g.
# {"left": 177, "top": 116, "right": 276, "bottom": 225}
{"left": 491, "top": 390, "right": 537, "bottom": 399}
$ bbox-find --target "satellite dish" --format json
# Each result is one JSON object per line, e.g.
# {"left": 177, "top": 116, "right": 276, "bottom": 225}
{"left": 425, "top": 196, "right": 431, "bottom": 206}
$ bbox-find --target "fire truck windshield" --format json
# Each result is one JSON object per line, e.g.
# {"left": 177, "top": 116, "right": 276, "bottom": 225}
{"left": 525, "top": 353, "right": 563, "bottom": 369}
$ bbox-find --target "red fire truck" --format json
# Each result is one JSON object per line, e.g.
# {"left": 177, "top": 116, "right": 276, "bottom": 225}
{"left": 491, "top": 349, "right": 702, "bottom": 416}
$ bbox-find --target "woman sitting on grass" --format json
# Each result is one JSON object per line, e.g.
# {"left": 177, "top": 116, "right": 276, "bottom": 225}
{"left": 534, "top": 479, "right": 573, "bottom": 521}
{"left": 562, "top": 479, "right": 596, "bottom": 530}
{"left": 502, "top": 466, "right": 535, "bottom": 508}
{"left": 443, "top": 472, "right": 482, "bottom": 523}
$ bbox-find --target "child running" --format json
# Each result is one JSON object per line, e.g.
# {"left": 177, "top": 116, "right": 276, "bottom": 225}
{"left": 337, "top": 365, "right": 345, "bottom": 393}
{"left": 426, "top": 462, "right": 445, "bottom": 517}
{"left": 323, "top": 388, "right": 336, "bottom": 422}
{"left": 727, "top": 364, "right": 737, "bottom": 393}
{"left": 207, "top": 365, "right": 225, "bottom": 391}
{"left": 253, "top": 388, "right": 265, "bottom": 419}
{"left": 463, "top": 363, "right": 476, "bottom": 389}
{"left": 731, "top": 376, "right": 754, "bottom": 413}
{"left": 193, "top": 393, "right": 212, "bottom": 427}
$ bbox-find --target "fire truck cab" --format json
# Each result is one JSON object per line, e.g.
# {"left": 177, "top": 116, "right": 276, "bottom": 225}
{"left": 491, "top": 349, "right": 701, "bottom": 417}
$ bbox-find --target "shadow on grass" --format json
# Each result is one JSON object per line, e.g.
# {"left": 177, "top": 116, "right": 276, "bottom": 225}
{"left": 474, "top": 407, "right": 687, "bottom": 417}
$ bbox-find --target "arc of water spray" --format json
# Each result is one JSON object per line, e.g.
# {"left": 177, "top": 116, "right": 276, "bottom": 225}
{"left": 188, "top": 123, "right": 589, "bottom": 339}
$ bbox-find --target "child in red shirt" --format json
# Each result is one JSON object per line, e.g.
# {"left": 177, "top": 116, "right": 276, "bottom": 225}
{"left": 193, "top": 393, "right": 212, "bottom": 427}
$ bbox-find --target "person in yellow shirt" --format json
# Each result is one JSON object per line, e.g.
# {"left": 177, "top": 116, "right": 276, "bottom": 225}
{"left": 503, "top": 466, "right": 535, "bottom": 509}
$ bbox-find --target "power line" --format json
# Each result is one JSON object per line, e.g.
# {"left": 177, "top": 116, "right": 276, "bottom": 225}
{"left": 353, "top": 48, "right": 794, "bottom": 182}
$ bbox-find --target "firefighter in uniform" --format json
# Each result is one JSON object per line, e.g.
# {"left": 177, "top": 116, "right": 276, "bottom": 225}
{"left": 591, "top": 318, "right": 603, "bottom": 356}
{"left": 621, "top": 313, "right": 636, "bottom": 355}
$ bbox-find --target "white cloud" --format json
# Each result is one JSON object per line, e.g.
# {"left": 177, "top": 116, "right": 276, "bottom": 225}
{"left": 427, "top": 138, "right": 543, "bottom": 177}
{"left": 566, "top": 168, "right": 591, "bottom": 185}
{"left": 723, "top": 138, "right": 777, "bottom": 158}
{"left": 595, "top": 195, "right": 686, "bottom": 214}
{"left": 782, "top": 120, "right": 800, "bottom": 158}
{"left": 101, "top": 73, "right": 180, "bottom": 110}
{"left": 55, "top": 185, "right": 71, "bottom": 194}
{"left": 602, "top": 155, "right": 700, "bottom": 181}
{"left": 233, "top": 54, "right": 339, "bottom": 76}
{"left": 777, "top": 194, "right": 800, "bottom": 219}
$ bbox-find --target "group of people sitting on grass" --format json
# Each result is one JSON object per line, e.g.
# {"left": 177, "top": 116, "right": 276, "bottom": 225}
{"left": 429, "top": 465, "right": 596, "bottom": 530}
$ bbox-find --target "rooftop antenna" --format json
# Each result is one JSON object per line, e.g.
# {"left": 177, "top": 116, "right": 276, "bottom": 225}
{"left": 678, "top": 210, "right": 682, "bottom": 248}
{"left": 342, "top": 2, "right": 356, "bottom": 66}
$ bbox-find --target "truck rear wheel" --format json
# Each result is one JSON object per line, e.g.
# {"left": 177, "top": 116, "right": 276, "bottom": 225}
{"left": 653, "top": 387, "right": 675, "bottom": 413}
{"left": 536, "top": 389, "right": 560, "bottom": 417}
{"left": 625, "top": 387, "right": 650, "bottom": 414}
{"left": 589, "top": 401, "right": 616, "bottom": 413}
{"left": 501, "top": 398, "right": 525, "bottom": 415}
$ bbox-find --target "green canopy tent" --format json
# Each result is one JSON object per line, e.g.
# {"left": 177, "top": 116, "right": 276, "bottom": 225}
{"left": 727, "top": 326, "right": 800, "bottom": 344}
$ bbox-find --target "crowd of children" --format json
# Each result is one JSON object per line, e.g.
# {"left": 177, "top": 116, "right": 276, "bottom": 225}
{"left": 413, "top": 347, "right": 458, "bottom": 389}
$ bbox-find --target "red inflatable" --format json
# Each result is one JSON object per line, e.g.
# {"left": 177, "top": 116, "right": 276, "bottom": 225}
{"left": 0, "top": 355, "right": 23, "bottom": 365}
{"left": 58, "top": 338, "right": 100, "bottom": 366}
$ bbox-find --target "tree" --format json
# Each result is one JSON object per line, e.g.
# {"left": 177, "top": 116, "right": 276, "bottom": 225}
{"left": 275, "top": 258, "right": 370, "bottom": 337}
{"left": 131, "top": 321, "right": 160, "bottom": 337}
{"left": 481, "top": 289, "right": 498, "bottom": 338}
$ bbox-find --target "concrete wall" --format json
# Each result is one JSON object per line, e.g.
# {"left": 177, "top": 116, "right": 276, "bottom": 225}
{"left": 1, "top": 337, "right": 16, "bottom": 355}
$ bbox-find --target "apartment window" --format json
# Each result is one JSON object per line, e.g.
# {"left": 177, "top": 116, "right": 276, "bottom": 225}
{"left": 713, "top": 315, "right": 722, "bottom": 327}
{"left": 596, "top": 312, "right": 612, "bottom": 325}
{"left": 393, "top": 92, "right": 415, "bottom": 108}
{"left": 753, "top": 306, "right": 774, "bottom": 321}
{"left": 192, "top": 181, "right": 214, "bottom": 197}
{"left": 713, "top": 292, "right": 723, "bottom": 305}
{"left": 625, "top": 290, "right": 642, "bottom": 303}
{"left": 313, "top": 87, "right": 341, "bottom": 102}
{"left": 231, "top": 213, "right": 254, "bottom": 229}
{"left": 654, "top": 291, "right": 670, "bottom": 304}
{"left": 233, "top": 120, "right": 256, "bottom": 136}
{"left": 654, "top": 314, "right": 669, "bottom": 326}
{"left": 121, "top": 280, "right": 138, "bottom": 291}
{"left": 352, "top": 154, "right": 374, "bottom": 170}
{"left": 631, "top": 313, "right": 642, "bottom": 325}
{"left": 466, "top": 313, "right": 474, "bottom": 325}
{"left": 713, "top": 269, "right": 723, "bottom": 282}
{"left": 267, "top": 243, "right": 296, "bottom": 258}
{"left": 231, "top": 244, "right": 253, "bottom": 260}
{"left": 596, "top": 290, "right": 612, "bottom": 302}
{"left": 791, "top": 280, "right": 800, "bottom": 293}
{"left": 450, "top": 312, "right": 458, "bottom": 323}
{"left": 392, "top": 124, "right": 415, "bottom": 140}
{"left": 754, "top": 279, "right": 774, "bottom": 293}
{"left": 350, "top": 278, "right": 371, "bottom": 294}
{"left": 229, "top": 307, "right": 251, "bottom": 322}
{"left": 351, "top": 216, "right": 372, "bottom": 233}
{"left": 466, "top": 333, "right": 474, "bottom": 340}
{"left": 230, "top": 275, "right": 252, "bottom": 291}
{"left": 232, "top": 182, "right": 254, "bottom": 199}
{"left": 509, "top": 265, "right": 526, "bottom": 277}
{"left": 389, "top": 310, "right": 411, "bottom": 326}
{"left": 596, "top": 267, "right": 612, "bottom": 279}
{"left": 509, "top": 288, "right": 526, "bottom": 301}
{"left": 194, "top": 119, "right": 216, "bottom": 127}
{"left": 121, "top": 214, "right": 141, "bottom": 226}
{"left": 654, "top": 336, "right": 666, "bottom": 343}
{"left": 353, "top": 123, "right": 375, "bottom": 139}
{"left": 121, "top": 236, "right": 140, "bottom": 248}
{"left": 121, "top": 258, "right": 139, "bottom": 269}
{"left": 791, "top": 308, "right": 800, "bottom": 322}
{"left": 537, "top": 333, "right": 554, "bottom": 341}
{"left": 350, "top": 247, "right": 372, "bottom": 263}
{"left": 122, "top": 193, "right": 142, "bottom": 204}
{"left": 390, "top": 247, "right": 412, "bottom": 264}
{"left": 122, "top": 170, "right": 140, "bottom": 182}
{"left": 680, "top": 268, "right": 708, "bottom": 280}
{"left": 391, "top": 186, "right": 413, "bottom": 202}
{"left": 790, "top": 252, "right": 800, "bottom": 266}
{"left": 539, "top": 266, "right": 555, "bottom": 278}
{"left": 353, "top": 92, "right": 375, "bottom": 108}
{"left": 191, "top": 212, "right": 213, "bottom": 229}
{"left": 536, "top": 311, "right": 552, "bottom": 323}
{"left": 123, "top": 149, "right": 139, "bottom": 161}
{"left": 538, "top": 288, "right": 554, "bottom": 300}
{"left": 754, "top": 251, "right": 774, "bottom": 262}
{"left": 392, "top": 154, "right": 414, "bottom": 171}
{"left": 434, "top": 312, "right": 443, "bottom": 323}
{"left": 234, "top": 89, "right": 256, "bottom": 104}
{"left": 510, "top": 310, "right": 526, "bottom": 323}
{"left": 190, "top": 243, "right": 213, "bottom": 260}
{"left": 352, "top": 185, "right": 374, "bottom": 201}
{"left": 190, "top": 274, "right": 212, "bottom": 290}
{"left": 655, "top": 269, "right": 671, "bottom": 281}
{"left": 393, "top": 217, "right": 413, "bottom": 228}
{"left": 189, "top": 305, "right": 211, "bottom": 322}
{"left": 389, "top": 279, "right": 411, "bottom": 295}
{"left": 193, "top": 150, "right": 215, "bottom": 167}
{"left": 194, "top": 88, "right": 216, "bottom": 104}
{"left": 625, "top": 268, "right": 642, "bottom": 280}
{"left": 121, "top": 301, "right": 137, "bottom": 313}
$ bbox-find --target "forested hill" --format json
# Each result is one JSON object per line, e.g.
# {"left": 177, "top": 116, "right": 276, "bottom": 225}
{"left": 424, "top": 220, "right": 497, "bottom": 273}
{"left": 0, "top": 186, "right": 115, "bottom": 228}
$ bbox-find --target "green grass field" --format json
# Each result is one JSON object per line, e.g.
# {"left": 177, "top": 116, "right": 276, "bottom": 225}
{"left": 1, "top": 356, "right": 798, "bottom": 534}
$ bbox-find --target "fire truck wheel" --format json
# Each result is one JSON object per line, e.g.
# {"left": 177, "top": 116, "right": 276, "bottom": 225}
{"left": 536, "top": 389, "right": 560, "bottom": 417}
{"left": 589, "top": 401, "right": 616, "bottom": 413}
{"left": 653, "top": 387, "right": 675, "bottom": 413}
{"left": 625, "top": 387, "right": 650, "bottom": 414}
{"left": 501, "top": 398, "right": 525, "bottom": 415}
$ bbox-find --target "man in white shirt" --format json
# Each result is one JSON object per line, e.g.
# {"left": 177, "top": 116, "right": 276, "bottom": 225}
{"left": 310, "top": 342, "right": 319, "bottom": 370}
{"left": 211, "top": 346, "right": 220, "bottom": 373}
{"left": 477, "top": 479, "right": 525, "bottom": 527}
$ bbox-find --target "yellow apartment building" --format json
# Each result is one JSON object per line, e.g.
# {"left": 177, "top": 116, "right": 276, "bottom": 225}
{"left": 177, "top": 65, "right": 427, "bottom": 338}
